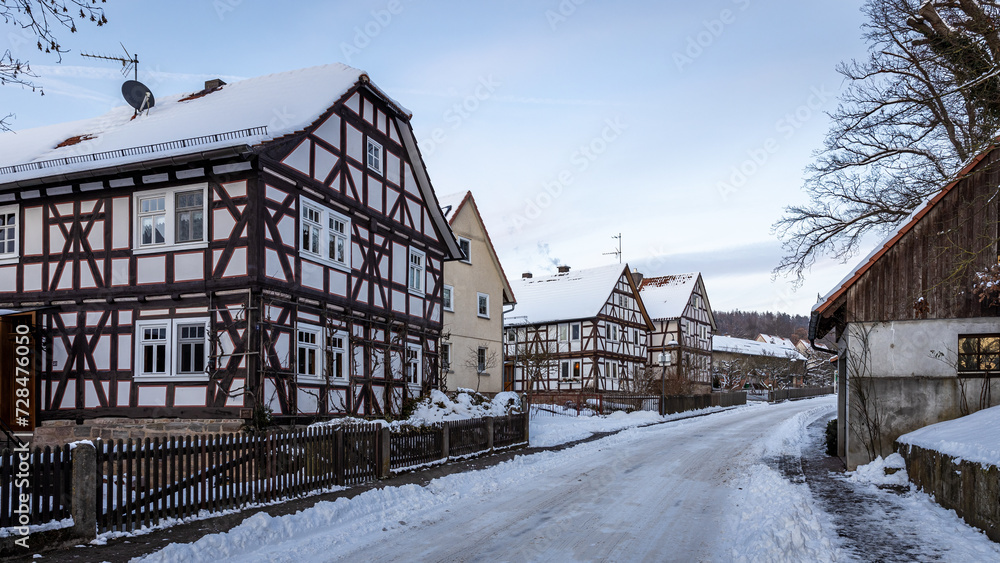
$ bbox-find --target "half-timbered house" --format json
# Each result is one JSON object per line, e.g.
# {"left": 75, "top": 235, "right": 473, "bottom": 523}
{"left": 637, "top": 272, "right": 716, "bottom": 394}
{"left": 0, "top": 64, "right": 463, "bottom": 444}
{"left": 812, "top": 142, "right": 1000, "bottom": 469}
{"left": 438, "top": 191, "right": 515, "bottom": 394}
{"left": 503, "top": 264, "right": 653, "bottom": 392}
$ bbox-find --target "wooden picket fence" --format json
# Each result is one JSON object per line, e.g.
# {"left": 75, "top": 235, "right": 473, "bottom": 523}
{"left": 0, "top": 444, "right": 72, "bottom": 529}
{"left": 92, "top": 424, "right": 380, "bottom": 534}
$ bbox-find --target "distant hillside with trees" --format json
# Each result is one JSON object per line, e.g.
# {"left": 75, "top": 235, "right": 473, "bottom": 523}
{"left": 714, "top": 310, "right": 835, "bottom": 348}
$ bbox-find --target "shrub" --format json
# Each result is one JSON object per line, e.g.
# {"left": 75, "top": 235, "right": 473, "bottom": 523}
{"left": 825, "top": 418, "right": 838, "bottom": 457}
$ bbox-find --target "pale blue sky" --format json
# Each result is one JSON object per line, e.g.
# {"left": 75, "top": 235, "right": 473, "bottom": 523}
{"left": 2, "top": 0, "right": 872, "bottom": 316}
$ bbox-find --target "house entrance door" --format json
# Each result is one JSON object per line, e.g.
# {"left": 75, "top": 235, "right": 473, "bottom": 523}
{"left": 0, "top": 312, "right": 36, "bottom": 438}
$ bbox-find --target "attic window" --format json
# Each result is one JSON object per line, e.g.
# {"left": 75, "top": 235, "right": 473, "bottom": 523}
{"left": 55, "top": 134, "right": 95, "bottom": 148}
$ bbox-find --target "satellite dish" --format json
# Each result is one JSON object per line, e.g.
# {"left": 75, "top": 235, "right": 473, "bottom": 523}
{"left": 122, "top": 80, "right": 155, "bottom": 113}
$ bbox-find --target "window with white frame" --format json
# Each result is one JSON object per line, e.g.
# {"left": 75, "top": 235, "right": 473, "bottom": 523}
{"left": 135, "top": 184, "right": 208, "bottom": 251}
{"left": 558, "top": 324, "right": 568, "bottom": 342}
{"left": 634, "top": 328, "right": 640, "bottom": 345}
{"left": 297, "top": 324, "right": 321, "bottom": 380}
{"left": 300, "top": 200, "right": 350, "bottom": 270}
{"left": 405, "top": 344, "right": 422, "bottom": 385}
{"left": 408, "top": 248, "right": 425, "bottom": 294}
{"left": 477, "top": 347, "right": 488, "bottom": 373}
{"left": 328, "top": 329, "right": 348, "bottom": 381}
{"left": 443, "top": 285, "right": 454, "bottom": 312}
{"left": 135, "top": 318, "right": 210, "bottom": 380}
{"left": 571, "top": 322, "right": 581, "bottom": 341}
{"left": 176, "top": 323, "right": 206, "bottom": 374}
{"left": 607, "top": 323, "right": 619, "bottom": 342}
{"left": 441, "top": 342, "right": 452, "bottom": 371}
{"left": 457, "top": 237, "right": 471, "bottom": 263}
{"left": 573, "top": 360, "right": 581, "bottom": 379}
{"left": 506, "top": 329, "right": 517, "bottom": 343}
{"left": 560, "top": 360, "right": 570, "bottom": 379}
{"left": 367, "top": 138, "right": 383, "bottom": 173}
{"left": 477, "top": 292, "right": 489, "bottom": 318}
{"left": 0, "top": 205, "right": 18, "bottom": 261}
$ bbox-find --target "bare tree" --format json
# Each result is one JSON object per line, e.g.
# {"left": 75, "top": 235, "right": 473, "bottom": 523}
{"left": 775, "top": 1, "right": 1000, "bottom": 282}
{"left": 462, "top": 343, "right": 498, "bottom": 393}
{"left": 847, "top": 324, "right": 886, "bottom": 461}
{"left": 1, "top": 0, "right": 109, "bottom": 130}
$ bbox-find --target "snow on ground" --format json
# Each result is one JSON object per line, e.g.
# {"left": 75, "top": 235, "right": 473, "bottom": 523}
{"left": 528, "top": 402, "right": 752, "bottom": 447}
{"left": 848, "top": 453, "right": 909, "bottom": 488}
{"left": 132, "top": 396, "right": 1000, "bottom": 563}
{"left": 897, "top": 404, "right": 1000, "bottom": 467}
{"left": 309, "top": 389, "right": 521, "bottom": 430}
{"left": 718, "top": 397, "right": 846, "bottom": 562}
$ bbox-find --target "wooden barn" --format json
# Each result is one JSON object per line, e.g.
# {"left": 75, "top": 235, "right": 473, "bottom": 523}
{"left": 503, "top": 264, "right": 653, "bottom": 393}
{"left": 812, "top": 142, "right": 1000, "bottom": 468}
{"left": 0, "top": 64, "right": 463, "bottom": 445}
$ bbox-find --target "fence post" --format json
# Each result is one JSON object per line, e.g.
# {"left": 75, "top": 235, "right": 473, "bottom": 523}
{"left": 335, "top": 430, "right": 344, "bottom": 487}
{"left": 71, "top": 442, "right": 97, "bottom": 540}
{"left": 378, "top": 427, "right": 391, "bottom": 480}
{"left": 441, "top": 423, "right": 450, "bottom": 460}
{"left": 522, "top": 411, "right": 530, "bottom": 444}
{"left": 486, "top": 417, "right": 495, "bottom": 452}
{"left": 659, "top": 395, "right": 665, "bottom": 416}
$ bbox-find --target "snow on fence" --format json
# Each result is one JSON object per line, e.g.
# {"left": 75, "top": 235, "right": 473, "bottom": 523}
{"left": 2, "top": 413, "right": 528, "bottom": 541}
{"left": 0, "top": 444, "right": 72, "bottom": 530}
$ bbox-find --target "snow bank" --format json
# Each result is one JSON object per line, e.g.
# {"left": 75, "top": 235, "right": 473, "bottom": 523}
{"left": 309, "top": 389, "right": 521, "bottom": 431}
{"left": 848, "top": 453, "right": 909, "bottom": 487}
{"left": 722, "top": 465, "right": 841, "bottom": 562}
{"left": 897, "top": 405, "right": 1000, "bottom": 467}
{"left": 529, "top": 403, "right": 757, "bottom": 448}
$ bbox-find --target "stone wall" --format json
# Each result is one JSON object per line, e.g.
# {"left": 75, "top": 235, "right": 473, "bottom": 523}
{"left": 897, "top": 442, "right": 1000, "bottom": 542}
{"left": 31, "top": 418, "right": 244, "bottom": 447}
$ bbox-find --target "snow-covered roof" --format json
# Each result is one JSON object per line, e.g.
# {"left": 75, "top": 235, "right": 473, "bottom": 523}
{"left": 438, "top": 191, "right": 468, "bottom": 222}
{"left": 507, "top": 263, "right": 628, "bottom": 326}
{"left": 757, "top": 334, "right": 797, "bottom": 350}
{"left": 713, "top": 335, "right": 806, "bottom": 360}
{"left": 897, "top": 405, "right": 1000, "bottom": 467}
{"left": 638, "top": 273, "right": 699, "bottom": 320}
{"left": 0, "top": 63, "right": 406, "bottom": 185}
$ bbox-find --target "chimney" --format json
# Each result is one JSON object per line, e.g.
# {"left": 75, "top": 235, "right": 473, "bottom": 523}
{"left": 631, "top": 268, "right": 644, "bottom": 287}
{"left": 557, "top": 265, "right": 570, "bottom": 274}
{"left": 204, "top": 79, "right": 227, "bottom": 90}
{"left": 522, "top": 272, "right": 533, "bottom": 279}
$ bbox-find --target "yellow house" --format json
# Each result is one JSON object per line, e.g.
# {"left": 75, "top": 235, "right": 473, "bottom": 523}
{"left": 439, "top": 191, "right": 515, "bottom": 394}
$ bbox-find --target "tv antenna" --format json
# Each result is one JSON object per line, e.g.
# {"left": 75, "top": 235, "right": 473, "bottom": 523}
{"left": 81, "top": 44, "right": 155, "bottom": 116}
{"left": 81, "top": 43, "right": 139, "bottom": 81}
{"left": 603, "top": 233, "right": 622, "bottom": 264}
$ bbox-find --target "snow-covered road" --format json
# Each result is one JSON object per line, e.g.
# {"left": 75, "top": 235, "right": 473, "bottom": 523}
{"left": 139, "top": 398, "right": 840, "bottom": 562}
